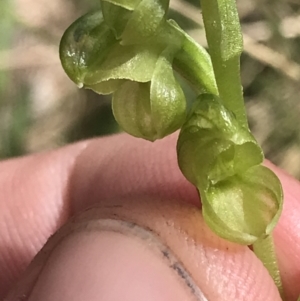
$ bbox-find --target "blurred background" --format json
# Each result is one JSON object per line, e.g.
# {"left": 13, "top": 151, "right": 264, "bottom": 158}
{"left": 0, "top": 0, "right": 299, "bottom": 178}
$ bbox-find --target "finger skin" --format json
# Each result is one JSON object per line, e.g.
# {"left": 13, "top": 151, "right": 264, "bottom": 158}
{"left": 270, "top": 163, "right": 300, "bottom": 301}
{"left": 5, "top": 199, "right": 281, "bottom": 301}
{"left": 0, "top": 133, "right": 299, "bottom": 300}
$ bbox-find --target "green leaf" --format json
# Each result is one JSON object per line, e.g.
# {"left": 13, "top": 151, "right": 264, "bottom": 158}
{"left": 168, "top": 20, "right": 218, "bottom": 95}
{"left": 59, "top": 11, "right": 116, "bottom": 87}
{"left": 121, "top": 0, "right": 170, "bottom": 44}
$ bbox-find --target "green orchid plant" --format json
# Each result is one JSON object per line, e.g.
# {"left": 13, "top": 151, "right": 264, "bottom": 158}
{"left": 59, "top": 0, "right": 287, "bottom": 298}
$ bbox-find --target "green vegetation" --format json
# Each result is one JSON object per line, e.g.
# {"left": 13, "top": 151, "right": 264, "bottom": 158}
{"left": 0, "top": 0, "right": 299, "bottom": 298}
{"left": 58, "top": 0, "right": 299, "bottom": 297}
{"left": 0, "top": 0, "right": 299, "bottom": 179}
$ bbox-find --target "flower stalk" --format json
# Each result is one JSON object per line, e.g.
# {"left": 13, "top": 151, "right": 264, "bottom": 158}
{"left": 199, "top": 0, "right": 284, "bottom": 295}
{"left": 200, "top": 0, "right": 246, "bottom": 127}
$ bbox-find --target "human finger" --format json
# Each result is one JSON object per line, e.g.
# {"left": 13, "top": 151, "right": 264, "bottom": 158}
{"left": 0, "top": 133, "right": 299, "bottom": 300}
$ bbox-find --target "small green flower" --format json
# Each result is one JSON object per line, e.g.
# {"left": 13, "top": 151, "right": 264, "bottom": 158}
{"left": 59, "top": 9, "right": 188, "bottom": 141}
{"left": 177, "top": 94, "right": 283, "bottom": 245}
{"left": 112, "top": 49, "right": 186, "bottom": 141}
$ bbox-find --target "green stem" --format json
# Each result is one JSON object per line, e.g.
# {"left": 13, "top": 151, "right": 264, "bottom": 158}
{"left": 253, "top": 235, "right": 285, "bottom": 300}
{"left": 200, "top": 0, "right": 247, "bottom": 128}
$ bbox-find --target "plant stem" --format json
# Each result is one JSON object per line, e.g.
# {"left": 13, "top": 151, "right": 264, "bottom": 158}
{"left": 253, "top": 235, "right": 285, "bottom": 300}
{"left": 199, "top": 0, "right": 248, "bottom": 128}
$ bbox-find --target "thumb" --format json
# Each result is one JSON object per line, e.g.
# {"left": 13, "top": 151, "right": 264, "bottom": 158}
{"left": 5, "top": 197, "right": 281, "bottom": 301}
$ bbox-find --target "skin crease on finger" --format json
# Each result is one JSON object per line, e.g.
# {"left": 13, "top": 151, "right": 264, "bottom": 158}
{"left": 0, "top": 133, "right": 299, "bottom": 300}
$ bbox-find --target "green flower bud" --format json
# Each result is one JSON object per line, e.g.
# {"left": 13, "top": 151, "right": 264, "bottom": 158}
{"left": 177, "top": 94, "right": 283, "bottom": 245}
{"left": 112, "top": 51, "right": 186, "bottom": 141}
{"left": 203, "top": 165, "right": 282, "bottom": 245}
{"left": 59, "top": 11, "right": 116, "bottom": 87}
{"left": 59, "top": 9, "right": 173, "bottom": 94}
